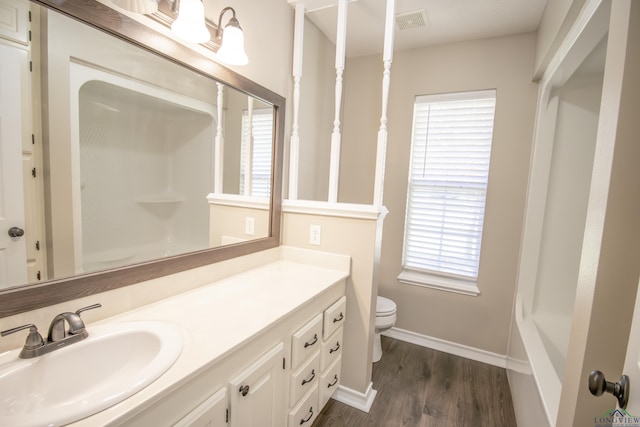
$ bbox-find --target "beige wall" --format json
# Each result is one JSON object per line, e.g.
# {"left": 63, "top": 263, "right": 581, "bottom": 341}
{"left": 340, "top": 33, "right": 538, "bottom": 355}
{"left": 209, "top": 204, "right": 270, "bottom": 246}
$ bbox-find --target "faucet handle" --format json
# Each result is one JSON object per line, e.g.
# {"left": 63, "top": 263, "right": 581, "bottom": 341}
{"left": 1, "top": 323, "right": 45, "bottom": 349}
{"left": 75, "top": 303, "right": 102, "bottom": 317}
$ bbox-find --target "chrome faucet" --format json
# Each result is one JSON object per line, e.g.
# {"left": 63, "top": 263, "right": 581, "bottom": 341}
{"left": 1, "top": 303, "right": 101, "bottom": 358}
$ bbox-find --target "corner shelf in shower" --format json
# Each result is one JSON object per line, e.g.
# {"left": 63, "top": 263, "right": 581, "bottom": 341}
{"left": 135, "top": 193, "right": 185, "bottom": 204}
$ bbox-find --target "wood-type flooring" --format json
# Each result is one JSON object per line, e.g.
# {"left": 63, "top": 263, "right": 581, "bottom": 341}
{"left": 313, "top": 336, "right": 517, "bottom": 427}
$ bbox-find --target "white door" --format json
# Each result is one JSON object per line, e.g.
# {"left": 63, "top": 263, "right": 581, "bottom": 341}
{"left": 0, "top": 42, "right": 28, "bottom": 288}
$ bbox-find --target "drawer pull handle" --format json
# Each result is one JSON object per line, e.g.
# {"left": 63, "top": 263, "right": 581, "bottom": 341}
{"left": 300, "top": 407, "right": 314, "bottom": 424}
{"left": 333, "top": 313, "right": 344, "bottom": 323}
{"left": 301, "top": 369, "right": 316, "bottom": 386}
{"left": 329, "top": 342, "right": 341, "bottom": 354}
{"left": 239, "top": 385, "right": 250, "bottom": 397}
{"left": 304, "top": 334, "right": 318, "bottom": 348}
{"left": 328, "top": 374, "right": 338, "bottom": 388}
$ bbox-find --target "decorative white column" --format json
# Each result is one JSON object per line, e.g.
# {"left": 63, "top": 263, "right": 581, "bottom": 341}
{"left": 372, "top": 0, "right": 395, "bottom": 207}
{"left": 214, "top": 82, "right": 225, "bottom": 194}
{"left": 327, "top": 0, "right": 348, "bottom": 203}
{"left": 288, "top": 3, "right": 305, "bottom": 200}
{"left": 243, "top": 96, "right": 254, "bottom": 196}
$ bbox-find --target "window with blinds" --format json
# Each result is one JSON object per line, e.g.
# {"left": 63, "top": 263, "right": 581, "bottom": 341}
{"left": 240, "top": 108, "right": 273, "bottom": 197}
{"left": 400, "top": 90, "right": 496, "bottom": 294}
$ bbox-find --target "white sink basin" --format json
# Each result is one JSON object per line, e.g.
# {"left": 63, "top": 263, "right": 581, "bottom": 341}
{"left": 0, "top": 320, "right": 183, "bottom": 427}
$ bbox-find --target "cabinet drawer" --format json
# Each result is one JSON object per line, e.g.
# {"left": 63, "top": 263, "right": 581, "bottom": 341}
{"left": 321, "top": 327, "right": 343, "bottom": 371}
{"left": 291, "top": 313, "right": 322, "bottom": 370}
{"left": 290, "top": 352, "right": 320, "bottom": 406}
{"left": 173, "top": 387, "right": 227, "bottom": 427}
{"left": 323, "top": 296, "right": 346, "bottom": 339}
{"left": 319, "top": 356, "right": 341, "bottom": 410}
{"left": 288, "top": 385, "right": 319, "bottom": 427}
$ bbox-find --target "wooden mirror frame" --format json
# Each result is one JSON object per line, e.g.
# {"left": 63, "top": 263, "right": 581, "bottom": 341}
{"left": 0, "top": 0, "right": 284, "bottom": 318}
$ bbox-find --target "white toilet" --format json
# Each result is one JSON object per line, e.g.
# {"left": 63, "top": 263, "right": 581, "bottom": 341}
{"left": 373, "top": 296, "right": 397, "bottom": 363}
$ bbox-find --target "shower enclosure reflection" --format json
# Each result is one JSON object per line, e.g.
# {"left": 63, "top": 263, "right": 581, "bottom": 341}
{"left": 78, "top": 78, "right": 214, "bottom": 273}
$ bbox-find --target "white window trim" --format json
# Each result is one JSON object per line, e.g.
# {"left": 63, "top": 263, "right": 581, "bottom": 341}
{"left": 397, "top": 268, "right": 480, "bottom": 296}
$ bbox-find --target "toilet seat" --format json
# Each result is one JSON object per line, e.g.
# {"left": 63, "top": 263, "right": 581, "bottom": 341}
{"left": 376, "top": 296, "right": 396, "bottom": 316}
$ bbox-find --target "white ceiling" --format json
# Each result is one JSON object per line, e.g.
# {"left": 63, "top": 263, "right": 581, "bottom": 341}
{"left": 305, "top": 0, "right": 548, "bottom": 58}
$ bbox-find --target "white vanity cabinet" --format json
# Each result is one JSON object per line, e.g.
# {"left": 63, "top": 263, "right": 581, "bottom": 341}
{"left": 287, "top": 296, "right": 346, "bottom": 426}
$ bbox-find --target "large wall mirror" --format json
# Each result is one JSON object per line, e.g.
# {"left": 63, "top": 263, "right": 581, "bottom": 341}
{"left": 0, "top": 0, "right": 284, "bottom": 317}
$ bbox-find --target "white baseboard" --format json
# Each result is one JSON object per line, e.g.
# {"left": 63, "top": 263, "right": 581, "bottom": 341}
{"left": 383, "top": 327, "right": 508, "bottom": 368}
{"left": 332, "top": 382, "right": 378, "bottom": 413}
{"left": 506, "top": 356, "right": 532, "bottom": 375}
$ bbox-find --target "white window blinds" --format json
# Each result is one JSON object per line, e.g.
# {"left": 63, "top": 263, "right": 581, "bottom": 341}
{"left": 240, "top": 108, "right": 273, "bottom": 197}
{"left": 402, "top": 90, "right": 496, "bottom": 282}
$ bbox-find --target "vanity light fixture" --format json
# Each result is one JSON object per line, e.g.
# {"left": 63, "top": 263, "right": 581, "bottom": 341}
{"left": 169, "top": 2, "right": 248, "bottom": 66}
{"left": 171, "top": 0, "right": 210, "bottom": 44}
{"left": 215, "top": 7, "right": 249, "bottom": 66}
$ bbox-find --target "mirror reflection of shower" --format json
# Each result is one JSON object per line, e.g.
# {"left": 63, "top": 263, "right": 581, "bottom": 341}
{"left": 77, "top": 76, "right": 215, "bottom": 273}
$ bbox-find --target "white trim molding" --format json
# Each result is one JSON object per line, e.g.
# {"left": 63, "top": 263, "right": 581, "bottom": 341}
{"left": 282, "top": 199, "right": 388, "bottom": 221}
{"left": 397, "top": 269, "right": 480, "bottom": 296}
{"left": 506, "top": 356, "right": 533, "bottom": 375}
{"left": 207, "top": 193, "right": 270, "bottom": 210}
{"left": 383, "top": 327, "right": 507, "bottom": 368}
{"left": 287, "top": 0, "right": 358, "bottom": 13}
{"left": 332, "top": 382, "right": 378, "bottom": 413}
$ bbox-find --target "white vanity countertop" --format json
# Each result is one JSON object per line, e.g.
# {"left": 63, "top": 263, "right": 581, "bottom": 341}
{"left": 68, "top": 251, "right": 350, "bottom": 426}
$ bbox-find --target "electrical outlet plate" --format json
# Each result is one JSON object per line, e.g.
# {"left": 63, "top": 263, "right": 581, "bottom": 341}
{"left": 245, "top": 217, "right": 255, "bottom": 235}
{"left": 309, "top": 225, "right": 321, "bottom": 245}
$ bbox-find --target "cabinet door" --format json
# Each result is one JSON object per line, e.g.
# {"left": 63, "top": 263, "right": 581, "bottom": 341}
{"left": 174, "top": 388, "right": 227, "bottom": 427}
{"left": 229, "top": 342, "right": 285, "bottom": 427}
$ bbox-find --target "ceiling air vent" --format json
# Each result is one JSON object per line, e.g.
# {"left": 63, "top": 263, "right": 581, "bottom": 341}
{"left": 395, "top": 9, "right": 428, "bottom": 31}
